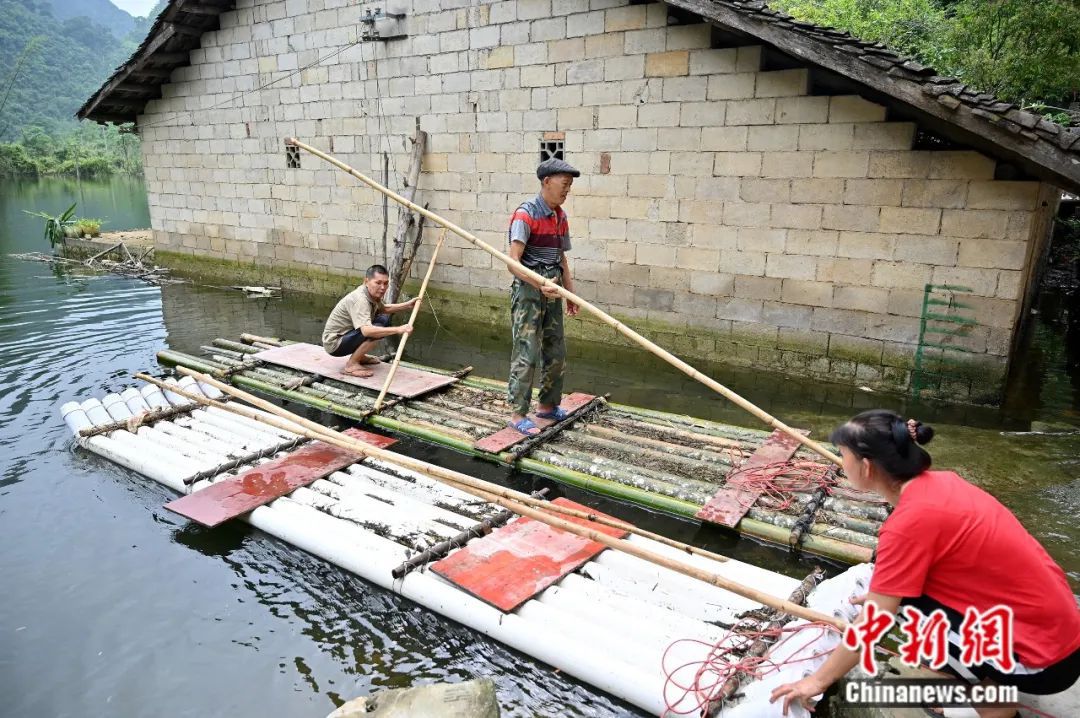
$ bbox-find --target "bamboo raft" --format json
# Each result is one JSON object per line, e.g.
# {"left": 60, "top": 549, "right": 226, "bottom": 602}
{"left": 60, "top": 374, "right": 873, "bottom": 717}
{"left": 157, "top": 334, "right": 887, "bottom": 565}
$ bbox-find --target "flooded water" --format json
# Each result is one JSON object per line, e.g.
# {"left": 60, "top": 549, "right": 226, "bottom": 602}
{"left": 2, "top": 177, "right": 1078, "bottom": 717}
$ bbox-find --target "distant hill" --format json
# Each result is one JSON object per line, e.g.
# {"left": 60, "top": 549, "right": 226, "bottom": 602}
{"left": 43, "top": 0, "right": 136, "bottom": 39}
{"left": 0, "top": 0, "right": 164, "bottom": 141}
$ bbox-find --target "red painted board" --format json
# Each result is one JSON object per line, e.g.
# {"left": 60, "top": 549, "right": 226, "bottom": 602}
{"left": 473, "top": 392, "right": 595, "bottom": 453}
{"left": 252, "top": 343, "right": 458, "bottom": 398}
{"left": 164, "top": 428, "right": 397, "bottom": 527}
{"left": 695, "top": 428, "right": 808, "bottom": 527}
{"left": 431, "top": 497, "right": 629, "bottom": 612}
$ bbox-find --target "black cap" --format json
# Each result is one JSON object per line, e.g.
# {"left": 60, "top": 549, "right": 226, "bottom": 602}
{"left": 537, "top": 158, "right": 581, "bottom": 180}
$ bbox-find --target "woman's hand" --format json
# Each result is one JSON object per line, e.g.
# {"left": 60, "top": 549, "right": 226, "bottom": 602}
{"left": 769, "top": 673, "right": 829, "bottom": 716}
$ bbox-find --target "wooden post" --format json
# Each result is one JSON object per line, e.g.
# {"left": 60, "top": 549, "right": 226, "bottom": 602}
{"left": 387, "top": 119, "right": 428, "bottom": 305}
{"left": 374, "top": 231, "right": 445, "bottom": 410}
{"left": 283, "top": 137, "right": 843, "bottom": 467}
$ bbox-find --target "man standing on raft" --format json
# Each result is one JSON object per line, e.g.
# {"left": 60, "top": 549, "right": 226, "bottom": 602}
{"left": 505, "top": 158, "right": 581, "bottom": 435}
{"left": 322, "top": 264, "right": 419, "bottom": 378}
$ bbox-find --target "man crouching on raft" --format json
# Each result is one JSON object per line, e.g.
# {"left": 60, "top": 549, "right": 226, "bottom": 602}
{"left": 505, "top": 158, "right": 581, "bottom": 435}
{"left": 321, "top": 264, "right": 419, "bottom": 378}
{"left": 770, "top": 410, "right": 1080, "bottom": 717}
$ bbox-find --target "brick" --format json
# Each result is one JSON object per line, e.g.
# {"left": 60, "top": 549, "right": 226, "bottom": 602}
{"left": 725, "top": 98, "right": 775, "bottom": 124}
{"left": 658, "top": 127, "right": 701, "bottom": 150}
{"left": 847, "top": 124, "right": 917, "bottom": 156}
{"left": 621, "top": 128, "right": 658, "bottom": 151}
{"left": 893, "top": 235, "right": 959, "bottom": 266}
{"left": 694, "top": 176, "right": 740, "bottom": 200}
{"left": 605, "top": 5, "right": 647, "bottom": 31}
{"left": 672, "top": 152, "right": 715, "bottom": 177}
{"left": 764, "top": 303, "right": 815, "bottom": 329}
{"left": 723, "top": 202, "right": 770, "bottom": 227}
{"left": 566, "top": 58, "right": 605, "bottom": 84}
{"left": 690, "top": 271, "right": 735, "bottom": 295}
{"left": 784, "top": 229, "right": 837, "bottom": 257}
{"left": 828, "top": 95, "right": 887, "bottom": 123}
{"left": 662, "top": 76, "right": 708, "bottom": 102}
{"left": 521, "top": 65, "right": 555, "bottom": 87}
{"left": 624, "top": 28, "right": 667, "bottom": 54}
{"left": 736, "top": 227, "right": 786, "bottom": 252}
{"left": 610, "top": 261, "right": 650, "bottom": 286}
{"left": 610, "top": 197, "right": 654, "bottom": 219}
{"left": 740, "top": 178, "right": 790, "bottom": 204}
{"left": 637, "top": 103, "right": 680, "bottom": 127}
{"left": 967, "top": 181, "right": 1040, "bottom": 211}
{"left": 813, "top": 309, "right": 871, "bottom": 338}
{"left": 931, "top": 266, "right": 999, "bottom": 297}
{"left": 748, "top": 125, "right": 799, "bottom": 151}
{"left": 549, "top": 37, "right": 586, "bottom": 61}
{"left": 634, "top": 287, "right": 675, "bottom": 311}
{"left": 584, "top": 33, "right": 624, "bottom": 57}
{"left": 823, "top": 206, "right": 881, "bottom": 233}
{"left": 700, "top": 126, "right": 749, "bottom": 152}
{"left": 592, "top": 219, "right": 626, "bottom": 240}
{"left": 689, "top": 48, "right": 738, "bottom": 75}
{"left": 842, "top": 178, "right": 904, "bottom": 207}
{"left": 887, "top": 289, "right": 924, "bottom": 317}
{"left": 716, "top": 298, "right": 765, "bottom": 323}
{"left": 777, "top": 327, "right": 830, "bottom": 352}
{"left": 958, "top": 239, "right": 1028, "bottom": 270}
{"left": 691, "top": 225, "right": 738, "bottom": 249}
{"left": 790, "top": 178, "right": 841, "bottom": 204}
{"left": 707, "top": 73, "right": 756, "bottom": 100}
{"left": 679, "top": 200, "right": 725, "bottom": 224}
{"left": 646, "top": 51, "right": 690, "bottom": 77}
{"left": 606, "top": 241, "right": 635, "bottom": 262}
{"left": 940, "top": 210, "right": 1009, "bottom": 239}
{"left": 781, "top": 278, "right": 833, "bottom": 306}
{"left": 733, "top": 275, "right": 781, "bottom": 300}
{"left": 813, "top": 151, "right": 869, "bottom": 178}
{"left": 605, "top": 55, "right": 645, "bottom": 81}
{"left": 598, "top": 105, "right": 637, "bottom": 128}
{"left": 1007, "top": 211, "right": 1034, "bottom": 239}
{"left": 755, "top": 69, "right": 808, "bottom": 97}
{"left": 532, "top": 17, "right": 567, "bottom": 41}
{"left": 798, "top": 123, "right": 853, "bottom": 151}
{"left": 868, "top": 151, "right": 931, "bottom": 179}
{"left": 558, "top": 107, "right": 594, "bottom": 130}
{"left": 834, "top": 285, "right": 889, "bottom": 313}
{"left": 679, "top": 102, "right": 725, "bottom": 127}
{"left": 771, "top": 203, "right": 822, "bottom": 229}
{"left": 712, "top": 152, "right": 761, "bottom": 176}
{"left": 721, "top": 249, "right": 767, "bottom": 276}
{"left": 775, "top": 96, "right": 829, "bottom": 124}
{"left": 996, "top": 270, "right": 1022, "bottom": 300}
{"left": 666, "top": 24, "right": 712, "bottom": 50}
{"left": 873, "top": 261, "right": 933, "bottom": 290}
{"left": 901, "top": 180, "right": 968, "bottom": 209}
{"left": 637, "top": 243, "right": 677, "bottom": 267}
{"left": 816, "top": 257, "right": 873, "bottom": 283}
{"left": 761, "top": 152, "right": 814, "bottom": 178}
{"left": 864, "top": 315, "right": 920, "bottom": 344}
{"left": 928, "top": 150, "right": 993, "bottom": 179}
{"left": 765, "top": 253, "right": 817, "bottom": 280}
{"left": 837, "top": 231, "right": 895, "bottom": 259}
{"left": 879, "top": 207, "right": 941, "bottom": 235}
{"left": 676, "top": 246, "right": 721, "bottom": 271}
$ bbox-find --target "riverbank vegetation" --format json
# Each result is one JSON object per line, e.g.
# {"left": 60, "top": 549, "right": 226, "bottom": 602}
{"left": 0, "top": 123, "right": 142, "bottom": 176}
{"left": 771, "top": 0, "right": 1080, "bottom": 124}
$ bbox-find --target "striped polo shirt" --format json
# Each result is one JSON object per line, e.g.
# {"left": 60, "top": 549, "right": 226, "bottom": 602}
{"left": 508, "top": 194, "right": 572, "bottom": 269}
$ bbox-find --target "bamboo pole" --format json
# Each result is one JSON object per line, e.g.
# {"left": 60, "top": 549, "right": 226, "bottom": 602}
{"left": 156, "top": 368, "right": 846, "bottom": 628}
{"left": 374, "top": 232, "right": 445, "bottom": 411}
{"left": 284, "top": 137, "right": 843, "bottom": 468}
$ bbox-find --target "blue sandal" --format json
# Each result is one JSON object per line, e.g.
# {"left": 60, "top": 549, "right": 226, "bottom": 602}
{"left": 535, "top": 406, "right": 569, "bottom": 421}
{"left": 509, "top": 417, "right": 540, "bottom": 435}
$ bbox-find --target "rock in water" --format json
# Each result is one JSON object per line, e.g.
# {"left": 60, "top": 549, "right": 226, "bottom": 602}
{"left": 328, "top": 678, "right": 499, "bottom": 718}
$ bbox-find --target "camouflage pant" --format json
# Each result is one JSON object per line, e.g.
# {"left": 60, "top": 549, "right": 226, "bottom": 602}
{"left": 508, "top": 267, "right": 565, "bottom": 417}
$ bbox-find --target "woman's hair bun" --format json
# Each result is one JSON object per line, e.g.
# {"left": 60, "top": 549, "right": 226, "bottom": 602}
{"left": 910, "top": 420, "right": 934, "bottom": 446}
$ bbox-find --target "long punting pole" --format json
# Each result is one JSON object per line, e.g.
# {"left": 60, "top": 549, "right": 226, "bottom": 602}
{"left": 284, "top": 138, "right": 842, "bottom": 467}
{"left": 374, "top": 231, "right": 445, "bottom": 411}
{"left": 148, "top": 368, "right": 846, "bottom": 630}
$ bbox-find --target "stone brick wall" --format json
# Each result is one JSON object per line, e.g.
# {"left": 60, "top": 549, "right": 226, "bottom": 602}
{"left": 139, "top": 0, "right": 1050, "bottom": 399}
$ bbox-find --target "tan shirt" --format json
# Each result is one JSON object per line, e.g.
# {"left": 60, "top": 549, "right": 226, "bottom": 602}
{"left": 322, "top": 286, "right": 385, "bottom": 353}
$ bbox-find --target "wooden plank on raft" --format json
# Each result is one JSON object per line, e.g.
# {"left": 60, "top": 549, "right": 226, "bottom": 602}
{"left": 696, "top": 428, "right": 809, "bottom": 528}
{"left": 431, "top": 498, "right": 629, "bottom": 612}
{"left": 473, "top": 392, "right": 595, "bottom": 453}
{"left": 164, "top": 428, "right": 397, "bottom": 527}
{"left": 251, "top": 342, "right": 458, "bottom": 398}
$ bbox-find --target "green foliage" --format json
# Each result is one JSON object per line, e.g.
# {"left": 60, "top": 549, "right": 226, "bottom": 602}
{"left": 770, "top": 0, "right": 1080, "bottom": 123}
{"left": 0, "top": 122, "right": 142, "bottom": 176}
{"left": 1052, "top": 216, "right": 1080, "bottom": 265}
{"left": 74, "top": 217, "right": 103, "bottom": 237}
{"left": 23, "top": 201, "right": 76, "bottom": 246}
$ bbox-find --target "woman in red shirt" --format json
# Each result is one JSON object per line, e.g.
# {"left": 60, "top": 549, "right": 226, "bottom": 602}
{"left": 771, "top": 410, "right": 1080, "bottom": 717}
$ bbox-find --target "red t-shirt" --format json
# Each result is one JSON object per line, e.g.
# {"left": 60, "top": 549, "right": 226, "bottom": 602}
{"left": 870, "top": 470, "right": 1080, "bottom": 667}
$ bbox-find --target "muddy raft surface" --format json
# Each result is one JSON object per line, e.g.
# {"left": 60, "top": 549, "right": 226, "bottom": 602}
{"left": 158, "top": 334, "right": 888, "bottom": 565}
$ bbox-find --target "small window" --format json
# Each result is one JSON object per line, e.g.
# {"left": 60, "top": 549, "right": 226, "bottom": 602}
{"left": 540, "top": 139, "right": 564, "bottom": 162}
{"left": 286, "top": 145, "right": 301, "bottom": 168}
